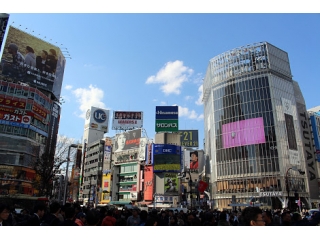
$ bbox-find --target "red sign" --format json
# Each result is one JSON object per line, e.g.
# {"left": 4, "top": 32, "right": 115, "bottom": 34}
{"left": 144, "top": 166, "right": 154, "bottom": 201}
{"left": 198, "top": 180, "right": 208, "bottom": 193}
{"left": 0, "top": 111, "right": 31, "bottom": 124}
{"left": 0, "top": 96, "right": 26, "bottom": 109}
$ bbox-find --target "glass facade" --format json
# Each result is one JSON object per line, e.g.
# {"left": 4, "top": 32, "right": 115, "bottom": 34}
{"left": 204, "top": 42, "right": 309, "bottom": 210}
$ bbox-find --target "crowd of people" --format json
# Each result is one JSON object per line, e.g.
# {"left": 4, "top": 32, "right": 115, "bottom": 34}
{"left": 1, "top": 201, "right": 320, "bottom": 226}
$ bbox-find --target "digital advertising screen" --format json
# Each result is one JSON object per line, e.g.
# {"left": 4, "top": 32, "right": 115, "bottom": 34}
{"left": 152, "top": 144, "right": 181, "bottom": 172}
{"left": 222, "top": 117, "right": 266, "bottom": 148}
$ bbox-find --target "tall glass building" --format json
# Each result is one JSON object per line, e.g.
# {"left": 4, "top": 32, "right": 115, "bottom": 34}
{"left": 203, "top": 42, "right": 314, "bottom": 210}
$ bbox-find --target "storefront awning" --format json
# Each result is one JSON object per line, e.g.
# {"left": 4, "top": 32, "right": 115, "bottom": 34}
{"left": 109, "top": 201, "right": 131, "bottom": 205}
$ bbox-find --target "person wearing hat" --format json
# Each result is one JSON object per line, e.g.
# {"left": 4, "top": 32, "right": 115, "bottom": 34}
{"left": 75, "top": 212, "right": 86, "bottom": 226}
{"left": 1, "top": 43, "right": 25, "bottom": 78}
{"left": 190, "top": 151, "right": 199, "bottom": 169}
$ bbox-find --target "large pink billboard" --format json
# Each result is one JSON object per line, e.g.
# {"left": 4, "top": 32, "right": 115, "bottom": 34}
{"left": 222, "top": 117, "right": 266, "bottom": 148}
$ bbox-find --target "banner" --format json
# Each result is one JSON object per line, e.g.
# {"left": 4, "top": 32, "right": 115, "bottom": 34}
{"left": 198, "top": 180, "right": 208, "bottom": 193}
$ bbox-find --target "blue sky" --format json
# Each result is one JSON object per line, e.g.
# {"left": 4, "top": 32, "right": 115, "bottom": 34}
{"left": 1, "top": 12, "right": 320, "bottom": 149}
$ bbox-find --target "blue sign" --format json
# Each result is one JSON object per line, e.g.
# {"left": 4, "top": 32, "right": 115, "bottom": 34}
{"left": 310, "top": 115, "right": 320, "bottom": 162}
{"left": 93, "top": 109, "right": 107, "bottom": 123}
{"left": 155, "top": 106, "right": 178, "bottom": 120}
{"left": 152, "top": 144, "right": 182, "bottom": 172}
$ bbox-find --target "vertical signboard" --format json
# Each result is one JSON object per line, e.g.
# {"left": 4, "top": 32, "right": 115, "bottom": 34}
{"left": 155, "top": 106, "right": 178, "bottom": 133}
{"left": 0, "top": 26, "right": 65, "bottom": 100}
{"left": 138, "top": 137, "right": 147, "bottom": 160}
{"left": 297, "top": 103, "right": 319, "bottom": 200}
{"left": 281, "top": 98, "right": 299, "bottom": 165}
{"left": 46, "top": 101, "right": 60, "bottom": 156}
{"left": 0, "top": 14, "right": 9, "bottom": 50}
{"left": 310, "top": 115, "right": 320, "bottom": 162}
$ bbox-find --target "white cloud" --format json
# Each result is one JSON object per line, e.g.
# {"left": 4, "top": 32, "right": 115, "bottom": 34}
{"left": 160, "top": 101, "right": 167, "bottom": 105}
{"left": 72, "top": 84, "right": 106, "bottom": 119}
{"left": 195, "top": 84, "right": 203, "bottom": 105}
{"left": 65, "top": 85, "right": 73, "bottom": 90}
{"left": 83, "top": 63, "right": 105, "bottom": 70}
{"left": 185, "top": 95, "right": 193, "bottom": 101}
{"left": 146, "top": 60, "right": 193, "bottom": 95}
{"left": 178, "top": 105, "right": 203, "bottom": 121}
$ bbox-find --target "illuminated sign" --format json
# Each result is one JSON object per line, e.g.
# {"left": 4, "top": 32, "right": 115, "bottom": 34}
{"left": 153, "top": 144, "right": 181, "bottom": 172}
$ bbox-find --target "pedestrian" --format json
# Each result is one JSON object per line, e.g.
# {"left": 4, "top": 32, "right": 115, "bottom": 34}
{"left": 0, "top": 203, "right": 11, "bottom": 226}
{"left": 126, "top": 207, "right": 140, "bottom": 226}
{"left": 20, "top": 203, "right": 46, "bottom": 226}
{"left": 240, "top": 207, "right": 265, "bottom": 226}
{"left": 59, "top": 206, "right": 78, "bottom": 226}
{"left": 280, "top": 211, "right": 292, "bottom": 226}
{"left": 86, "top": 210, "right": 101, "bottom": 226}
{"left": 75, "top": 212, "right": 86, "bottom": 226}
{"left": 41, "top": 201, "right": 62, "bottom": 226}
{"left": 101, "top": 209, "right": 116, "bottom": 226}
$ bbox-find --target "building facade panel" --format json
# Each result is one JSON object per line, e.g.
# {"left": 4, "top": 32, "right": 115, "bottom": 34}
{"left": 204, "top": 42, "right": 311, "bottom": 210}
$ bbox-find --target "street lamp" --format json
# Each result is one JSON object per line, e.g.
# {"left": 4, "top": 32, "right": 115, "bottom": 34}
{"left": 285, "top": 167, "right": 305, "bottom": 210}
{"left": 63, "top": 143, "right": 79, "bottom": 205}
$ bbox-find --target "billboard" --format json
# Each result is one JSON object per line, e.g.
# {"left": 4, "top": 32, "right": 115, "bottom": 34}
{"left": 114, "top": 128, "right": 142, "bottom": 153}
{"left": 152, "top": 144, "right": 181, "bottom": 172}
{"left": 84, "top": 106, "right": 110, "bottom": 133}
{"left": 103, "top": 137, "right": 112, "bottom": 169}
{"left": 178, "top": 130, "right": 199, "bottom": 147}
{"left": 164, "top": 172, "right": 179, "bottom": 195}
{"left": 222, "top": 117, "right": 266, "bottom": 148}
{"left": 0, "top": 26, "right": 66, "bottom": 100}
{"left": 155, "top": 106, "right": 178, "bottom": 120}
{"left": 112, "top": 111, "right": 143, "bottom": 130}
{"left": 188, "top": 149, "right": 205, "bottom": 174}
{"left": 0, "top": 14, "right": 9, "bottom": 50}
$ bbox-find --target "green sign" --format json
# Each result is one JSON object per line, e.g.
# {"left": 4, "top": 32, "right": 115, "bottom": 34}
{"left": 155, "top": 119, "right": 178, "bottom": 132}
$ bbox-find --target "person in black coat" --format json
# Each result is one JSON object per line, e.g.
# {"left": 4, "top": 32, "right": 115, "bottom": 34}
{"left": 18, "top": 203, "right": 46, "bottom": 226}
{"left": 59, "top": 207, "right": 78, "bottom": 226}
